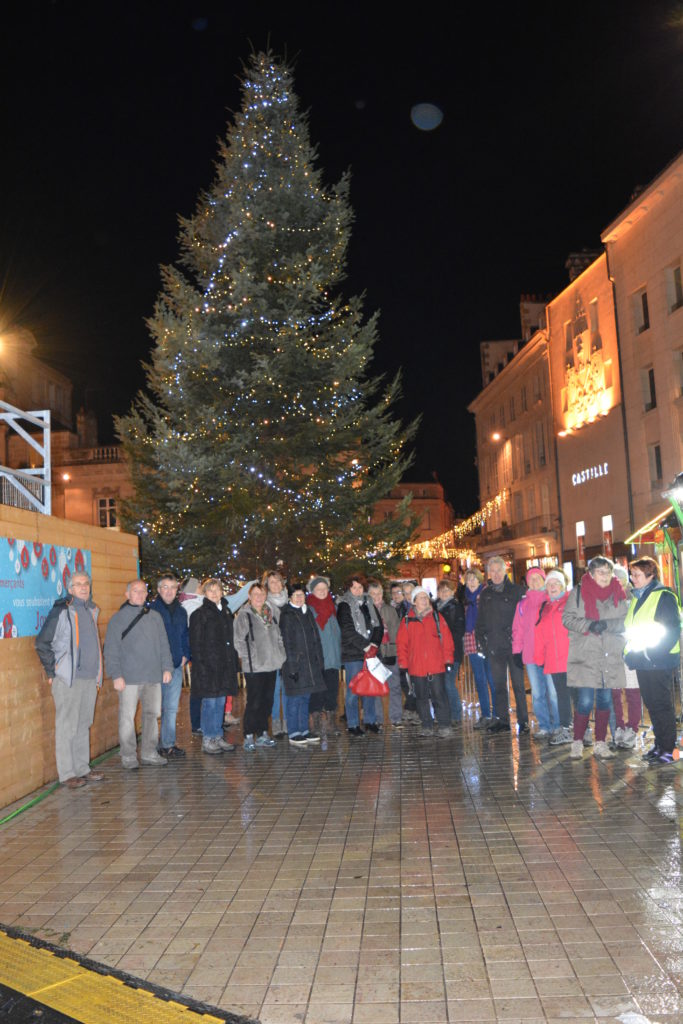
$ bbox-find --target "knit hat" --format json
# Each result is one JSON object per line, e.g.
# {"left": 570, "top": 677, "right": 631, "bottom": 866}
{"left": 307, "top": 575, "right": 330, "bottom": 592}
{"left": 411, "top": 586, "right": 432, "bottom": 602}
{"left": 526, "top": 566, "right": 546, "bottom": 585}
{"left": 545, "top": 569, "right": 567, "bottom": 590}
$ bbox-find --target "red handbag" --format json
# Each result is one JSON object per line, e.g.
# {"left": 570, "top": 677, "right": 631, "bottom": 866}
{"left": 349, "top": 660, "right": 389, "bottom": 697}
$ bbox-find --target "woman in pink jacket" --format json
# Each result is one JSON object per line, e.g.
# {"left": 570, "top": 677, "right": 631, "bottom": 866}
{"left": 512, "top": 567, "right": 559, "bottom": 737}
{"left": 533, "top": 570, "right": 572, "bottom": 745}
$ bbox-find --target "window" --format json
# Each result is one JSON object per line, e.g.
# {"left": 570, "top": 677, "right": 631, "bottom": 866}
{"left": 499, "top": 404, "right": 505, "bottom": 428}
{"left": 523, "top": 432, "right": 532, "bottom": 475}
{"left": 513, "top": 492, "right": 523, "bottom": 523}
{"left": 648, "top": 444, "right": 663, "bottom": 489}
{"left": 675, "top": 351, "right": 683, "bottom": 397}
{"left": 509, "top": 395, "right": 515, "bottom": 422}
{"left": 666, "top": 263, "right": 683, "bottom": 313}
{"left": 536, "top": 421, "right": 546, "bottom": 466}
{"left": 641, "top": 367, "right": 657, "bottom": 411}
{"left": 527, "top": 488, "right": 536, "bottom": 518}
{"left": 532, "top": 374, "right": 541, "bottom": 403}
{"left": 589, "top": 298, "right": 602, "bottom": 350}
{"left": 521, "top": 386, "right": 527, "bottom": 412}
{"left": 564, "top": 321, "right": 573, "bottom": 358}
{"left": 97, "top": 497, "right": 117, "bottom": 529}
{"left": 633, "top": 288, "right": 650, "bottom": 334}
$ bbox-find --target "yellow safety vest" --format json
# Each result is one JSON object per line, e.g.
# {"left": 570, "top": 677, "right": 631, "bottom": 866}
{"left": 623, "top": 587, "right": 680, "bottom": 657}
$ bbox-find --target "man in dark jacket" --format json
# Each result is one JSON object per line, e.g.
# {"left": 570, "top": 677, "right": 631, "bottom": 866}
{"left": 35, "top": 572, "right": 104, "bottom": 789}
{"left": 437, "top": 579, "right": 465, "bottom": 723}
{"left": 475, "top": 556, "right": 528, "bottom": 733}
{"left": 151, "top": 574, "right": 190, "bottom": 759}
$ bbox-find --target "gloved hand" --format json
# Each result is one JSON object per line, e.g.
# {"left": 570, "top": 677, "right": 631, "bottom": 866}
{"left": 512, "top": 653, "right": 524, "bottom": 669}
{"left": 588, "top": 620, "right": 608, "bottom": 635}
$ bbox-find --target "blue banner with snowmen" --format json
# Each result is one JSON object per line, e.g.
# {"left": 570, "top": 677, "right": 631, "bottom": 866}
{"left": 0, "top": 537, "right": 92, "bottom": 638}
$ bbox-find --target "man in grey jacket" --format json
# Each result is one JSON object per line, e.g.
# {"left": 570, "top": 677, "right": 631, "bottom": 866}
{"left": 35, "top": 572, "right": 104, "bottom": 790}
{"left": 104, "top": 579, "right": 173, "bottom": 769}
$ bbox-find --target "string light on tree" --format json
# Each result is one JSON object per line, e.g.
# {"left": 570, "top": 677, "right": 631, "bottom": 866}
{"left": 117, "top": 52, "right": 416, "bottom": 582}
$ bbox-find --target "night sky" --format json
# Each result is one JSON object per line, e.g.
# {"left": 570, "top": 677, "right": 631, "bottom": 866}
{"left": 1, "top": 2, "right": 681, "bottom": 516}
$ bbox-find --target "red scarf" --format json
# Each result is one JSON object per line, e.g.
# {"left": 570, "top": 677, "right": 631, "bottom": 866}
{"left": 580, "top": 571, "right": 623, "bottom": 620}
{"left": 307, "top": 592, "right": 336, "bottom": 629}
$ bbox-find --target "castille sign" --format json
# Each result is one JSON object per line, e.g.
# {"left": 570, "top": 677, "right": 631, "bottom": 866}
{"left": 571, "top": 462, "right": 609, "bottom": 486}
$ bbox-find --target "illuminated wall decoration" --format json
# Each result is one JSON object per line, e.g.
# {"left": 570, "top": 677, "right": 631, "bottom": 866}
{"left": 559, "top": 293, "right": 615, "bottom": 432}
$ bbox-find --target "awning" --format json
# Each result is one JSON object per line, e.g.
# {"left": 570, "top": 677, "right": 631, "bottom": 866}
{"left": 624, "top": 506, "right": 673, "bottom": 545}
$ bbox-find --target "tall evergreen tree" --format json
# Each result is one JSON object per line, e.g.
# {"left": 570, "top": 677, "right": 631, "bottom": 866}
{"left": 117, "top": 52, "right": 416, "bottom": 582}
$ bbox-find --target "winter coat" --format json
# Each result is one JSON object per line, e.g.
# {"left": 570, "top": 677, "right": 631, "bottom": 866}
{"left": 437, "top": 597, "right": 465, "bottom": 664}
{"left": 396, "top": 609, "right": 455, "bottom": 677}
{"left": 309, "top": 605, "right": 342, "bottom": 670}
{"left": 104, "top": 604, "right": 173, "bottom": 685}
{"left": 279, "top": 604, "right": 327, "bottom": 697}
{"left": 234, "top": 605, "right": 286, "bottom": 673}
{"left": 337, "top": 593, "right": 384, "bottom": 662}
{"left": 188, "top": 597, "right": 239, "bottom": 698}
{"left": 512, "top": 589, "right": 547, "bottom": 664}
{"left": 150, "top": 596, "right": 190, "bottom": 668}
{"left": 534, "top": 594, "right": 570, "bottom": 674}
{"left": 35, "top": 596, "right": 102, "bottom": 686}
{"left": 623, "top": 581, "right": 681, "bottom": 672}
{"left": 375, "top": 600, "right": 400, "bottom": 663}
{"left": 475, "top": 578, "right": 524, "bottom": 657}
{"left": 562, "top": 582, "right": 628, "bottom": 689}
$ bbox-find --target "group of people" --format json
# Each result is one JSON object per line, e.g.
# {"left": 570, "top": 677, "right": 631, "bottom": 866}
{"left": 34, "top": 552, "right": 680, "bottom": 788}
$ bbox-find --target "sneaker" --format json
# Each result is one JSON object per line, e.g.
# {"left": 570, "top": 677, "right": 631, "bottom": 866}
{"left": 243, "top": 734, "right": 256, "bottom": 751}
{"left": 473, "top": 717, "right": 491, "bottom": 730}
{"left": 570, "top": 740, "right": 584, "bottom": 759}
{"left": 518, "top": 721, "right": 530, "bottom": 734}
{"left": 255, "top": 733, "right": 276, "bottom": 747}
{"left": 391, "top": 720, "right": 405, "bottom": 730}
{"left": 365, "top": 723, "right": 382, "bottom": 734}
{"left": 348, "top": 726, "right": 365, "bottom": 738}
{"left": 534, "top": 728, "right": 550, "bottom": 738}
{"left": 217, "top": 738, "right": 235, "bottom": 752}
{"left": 63, "top": 777, "right": 87, "bottom": 789}
{"left": 642, "top": 745, "right": 661, "bottom": 761}
{"left": 549, "top": 726, "right": 572, "bottom": 746}
{"left": 191, "top": 727, "right": 203, "bottom": 735}
{"left": 594, "top": 740, "right": 615, "bottom": 759}
{"left": 122, "top": 759, "right": 139, "bottom": 770}
{"left": 488, "top": 720, "right": 511, "bottom": 733}
{"left": 613, "top": 726, "right": 625, "bottom": 746}
{"left": 140, "top": 753, "right": 168, "bottom": 766}
{"left": 202, "top": 737, "right": 223, "bottom": 754}
{"left": 418, "top": 726, "right": 434, "bottom": 737}
{"left": 437, "top": 726, "right": 454, "bottom": 738}
{"left": 485, "top": 717, "right": 500, "bottom": 730}
{"left": 223, "top": 713, "right": 241, "bottom": 727}
{"left": 649, "top": 751, "right": 678, "bottom": 768}
{"left": 81, "top": 770, "right": 105, "bottom": 782}
{"left": 289, "top": 733, "right": 308, "bottom": 747}
{"left": 617, "top": 726, "right": 637, "bottom": 749}
{"left": 583, "top": 726, "right": 593, "bottom": 747}
{"left": 159, "top": 745, "right": 186, "bottom": 758}
{"left": 306, "top": 732, "right": 321, "bottom": 745}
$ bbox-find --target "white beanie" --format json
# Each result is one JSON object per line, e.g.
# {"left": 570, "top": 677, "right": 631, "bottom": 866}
{"left": 545, "top": 569, "right": 567, "bottom": 590}
{"left": 411, "top": 586, "right": 432, "bottom": 602}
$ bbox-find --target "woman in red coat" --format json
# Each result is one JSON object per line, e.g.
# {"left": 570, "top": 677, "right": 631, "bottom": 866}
{"left": 533, "top": 570, "right": 572, "bottom": 746}
{"left": 396, "top": 587, "right": 455, "bottom": 738}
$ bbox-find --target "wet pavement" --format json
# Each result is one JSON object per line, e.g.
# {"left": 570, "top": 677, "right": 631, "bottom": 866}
{"left": 0, "top": 693, "right": 681, "bottom": 1024}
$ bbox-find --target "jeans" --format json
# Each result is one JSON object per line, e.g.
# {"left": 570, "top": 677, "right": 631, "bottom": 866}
{"left": 190, "top": 694, "right": 202, "bottom": 731}
{"left": 526, "top": 662, "right": 559, "bottom": 732}
{"left": 444, "top": 663, "right": 462, "bottom": 721}
{"left": 286, "top": 693, "right": 310, "bottom": 736}
{"left": 413, "top": 673, "right": 450, "bottom": 728}
{"left": 118, "top": 682, "right": 161, "bottom": 765}
{"left": 551, "top": 672, "right": 572, "bottom": 728}
{"left": 201, "top": 696, "right": 225, "bottom": 740}
{"left": 574, "top": 686, "right": 613, "bottom": 716}
{"left": 270, "top": 670, "right": 287, "bottom": 722}
{"left": 468, "top": 653, "right": 496, "bottom": 718}
{"left": 160, "top": 665, "right": 184, "bottom": 747}
{"left": 344, "top": 661, "right": 377, "bottom": 729}
{"left": 51, "top": 676, "right": 98, "bottom": 782}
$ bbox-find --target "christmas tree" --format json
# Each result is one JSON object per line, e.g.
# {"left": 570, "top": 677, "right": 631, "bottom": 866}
{"left": 117, "top": 52, "right": 416, "bottom": 583}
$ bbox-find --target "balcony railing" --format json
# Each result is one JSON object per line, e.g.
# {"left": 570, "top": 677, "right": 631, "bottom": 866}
{"left": 482, "top": 514, "right": 554, "bottom": 543}
{"left": 56, "top": 446, "right": 123, "bottom": 465}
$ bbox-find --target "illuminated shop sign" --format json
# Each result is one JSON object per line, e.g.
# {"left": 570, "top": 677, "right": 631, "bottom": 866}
{"left": 571, "top": 462, "right": 608, "bottom": 486}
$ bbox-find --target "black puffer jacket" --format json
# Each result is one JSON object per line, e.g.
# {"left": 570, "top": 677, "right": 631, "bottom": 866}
{"left": 337, "top": 595, "right": 384, "bottom": 662}
{"left": 437, "top": 597, "right": 465, "bottom": 663}
{"left": 279, "top": 604, "right": 327, "bottom": 697}
{"left": 189, "top": 597, "right": 238, "bottom": 698}
{"left": 475, "top": 579, "right": 524, "bottom": 657}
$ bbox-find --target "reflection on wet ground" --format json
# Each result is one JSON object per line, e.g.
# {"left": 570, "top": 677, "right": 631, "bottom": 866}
{"left": 0, "top": 696, "right": 681, "bottom": 1023}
